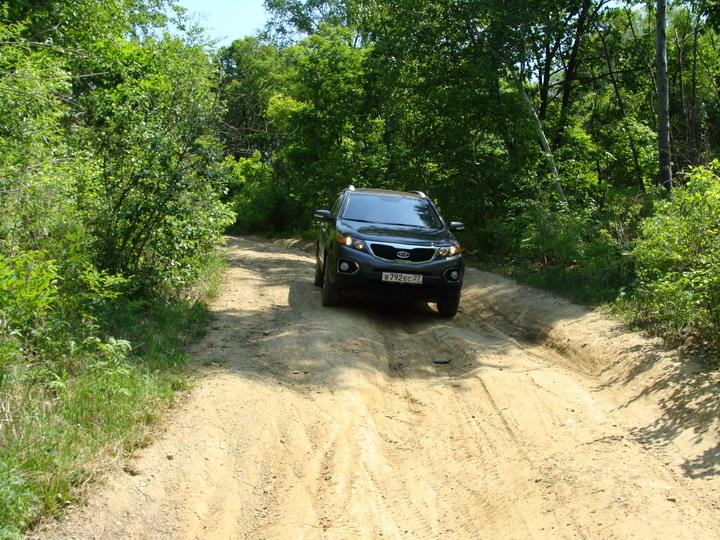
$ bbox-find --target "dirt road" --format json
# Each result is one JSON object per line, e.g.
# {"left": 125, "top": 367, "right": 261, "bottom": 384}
{"left": 38, "top": 237, "right": 720, "bottom": 539}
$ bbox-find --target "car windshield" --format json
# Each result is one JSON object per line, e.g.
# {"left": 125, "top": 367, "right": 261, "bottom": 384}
{"left": 342, "top": 193, "right": 443, "bottom": 229}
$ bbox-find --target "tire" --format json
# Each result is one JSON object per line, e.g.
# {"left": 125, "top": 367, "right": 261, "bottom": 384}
{"left": 321, "top": 256, "right": 341, "bottom": 306}
{"left": 436, "top": 292, "right": 460, "bottom": 317}
{"left": 314, "top": 244, "right": 323, "bottom": 287}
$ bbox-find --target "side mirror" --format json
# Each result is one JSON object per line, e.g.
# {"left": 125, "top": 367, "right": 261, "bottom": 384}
{"left": 314, "top": 209, "right": 333, "bottom": 222}
{"left": 449, "top": 221, "right": 465, "bottom": 232}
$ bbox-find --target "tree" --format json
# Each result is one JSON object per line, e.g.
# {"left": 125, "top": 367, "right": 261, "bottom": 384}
{"left": 657, "top": 0, "right": 673, "bottom": 191}
{"left": 78, "top": 36, "right": 234, "bottom": 290}
{"left": 218, "top": 38, "right": 283, "bottom": 159}
{"left": 265, "top": 25, "right": 381, "bottom": 230}
{"left": 264, "top": 0, "right": 359, "bottom": 40}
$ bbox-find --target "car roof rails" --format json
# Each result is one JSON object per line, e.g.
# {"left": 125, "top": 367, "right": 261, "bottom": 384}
{"left": 409, "top": 190, "right": 427, "bottom": 198}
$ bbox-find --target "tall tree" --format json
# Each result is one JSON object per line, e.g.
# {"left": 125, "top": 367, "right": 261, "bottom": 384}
{"left": 552, "top": 0, "right": 594, "bottom": 148}
{"left": 657, "top": 0, "right": 673, "bottom": 190}
{"left": 264, "top": 0, "right": 358, "bottom": 40}
{"left": 218, "top": 38, "right": 282, "bottom": 158}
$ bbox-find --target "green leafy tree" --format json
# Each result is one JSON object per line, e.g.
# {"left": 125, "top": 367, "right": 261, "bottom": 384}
{"left": 218, "top": 37, "right": 283, "bottom": 158}
{"left": 265, "top": 25, "right": 384, "bottom": 230}
{"left": 1, "top": 2, "right": 234, "bottom": 534}
{"left": 77, "top": 36, "right": 234, "bottom": 291}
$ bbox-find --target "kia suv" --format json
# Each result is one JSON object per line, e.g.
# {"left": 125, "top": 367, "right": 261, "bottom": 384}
{"left": 313, "top": 187, "right": 465, "bottom": 316}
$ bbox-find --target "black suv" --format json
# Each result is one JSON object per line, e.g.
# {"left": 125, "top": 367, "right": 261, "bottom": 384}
{"left": 313, "top": 187, "right": 465, "bottom": 316}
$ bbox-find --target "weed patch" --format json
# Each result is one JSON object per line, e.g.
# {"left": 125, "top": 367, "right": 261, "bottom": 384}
{"left": 0, "top": 254, "right": 225, "bottom": 536}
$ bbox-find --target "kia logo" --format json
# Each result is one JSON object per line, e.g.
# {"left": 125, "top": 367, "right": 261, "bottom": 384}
{"left": 397, "top": 250, "right": 411, "bottom": 259}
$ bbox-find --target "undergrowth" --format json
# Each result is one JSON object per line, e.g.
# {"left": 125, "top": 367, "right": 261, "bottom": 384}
{"left": 479, "top": 164, "right": 720, "bottom": 365}
{"left": 0, "top": 252, "right": 225, "bottom": 538}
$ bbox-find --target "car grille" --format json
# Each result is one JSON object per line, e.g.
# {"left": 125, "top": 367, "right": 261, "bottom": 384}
{"left": 369, "top": 243, "right": 436, "bottom": 263}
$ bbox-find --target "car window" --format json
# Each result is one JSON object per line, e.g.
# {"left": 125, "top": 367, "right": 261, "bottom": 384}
{"left": 342, "top": 194, "right": 442, "bottom": 229}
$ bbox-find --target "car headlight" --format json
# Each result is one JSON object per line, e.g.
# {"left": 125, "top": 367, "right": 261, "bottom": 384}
{"left": 336, "top": 233, "right": 366, "bottom": 251}
{"left": 438, "top": 244, "right": 462, "bottom": 257}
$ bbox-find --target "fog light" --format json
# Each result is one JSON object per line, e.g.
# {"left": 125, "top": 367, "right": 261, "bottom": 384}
{"left": 445, "top": 268, "right": 461, "bottom": 282}
{"left": 337, "top": 259, "right": 358, "bottom": 274}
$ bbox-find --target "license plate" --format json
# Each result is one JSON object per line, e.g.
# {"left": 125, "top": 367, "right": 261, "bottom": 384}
{"left": 381, "top": 272, "right": 423, "bottom": 285}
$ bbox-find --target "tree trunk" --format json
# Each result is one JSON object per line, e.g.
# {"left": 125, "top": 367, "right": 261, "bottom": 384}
{"left": 674, "top": 28, "right": 689, "bottom": 169}
{"left": 599, "top": 27, "right": 645, "bottom": 191}
{"left": 538, "top": 38, "right": 560, "bottom": 121}
{"left": 656, "top": 0, "right": 673, "bottom": 191}
{"left": 508, "top": 65, "right": 567, "bottom": 206}
{"left": 553, "top": 0, "right": 592, "bottom": 148}
{"left": 690, "top": 17, "right": 700, "bottom": 163}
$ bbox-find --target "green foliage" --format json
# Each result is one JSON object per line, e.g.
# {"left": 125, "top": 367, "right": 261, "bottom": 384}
{"left": 0, "top": 253, "right": 58, "bottom": 330}
{"left": 0, "top": 2, "right": 232, "bottom": 535}
{"left": 504, "top": 201, "right": 635, "bottom": 303}
{"left": 0, "top": 296, "right": 203, "bottom": 535}
{"left": 629, "top": 163, "right": 720, "bottom": 350}
{"left": 266, "top": 25, "right": 385, "bottom": 229}
{"left": 265, "top": 0, "right": 358, "bottom": 39}
{"left": 0, "top": 244, "right": 222, "bottom": 536}
{"left": 2, "top": 0, "right": 720, "bottom": 531}
{"left": 228, "top": 152, "right": 288, "bottom": 231}
{"left": 76, "top": 36, "right": 235, "bottom": 292}
{"left": 0, "top": 15, "right": 78, "bottom": 257}
{"left": 250, "top": 3, "right": 719, "bottom": 355}
{"left": 218, "top": 37, "right": 283, "bottom": 157}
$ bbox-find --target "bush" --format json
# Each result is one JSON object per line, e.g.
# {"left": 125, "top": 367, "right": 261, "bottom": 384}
{"left": 75, "top": 37, "right": 236, "bottom": 294}
{"left": 509, "top": 201, "right": 634, "bottom": 303}
{"left": 0, "top": 253, "right": 58, "bottom": 331}
{"left": 0, "top": 9, "right": 231, "bottom": 535}
{"left": 630, "top": 163, "right": 720, "bottom": 350}
{"left": 228, "top": 152, "right": 288, "bottom": 232}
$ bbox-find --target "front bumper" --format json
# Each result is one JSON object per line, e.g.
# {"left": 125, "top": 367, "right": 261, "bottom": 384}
{"left": 330, "top": 244, "right": 464, "bottom": 301}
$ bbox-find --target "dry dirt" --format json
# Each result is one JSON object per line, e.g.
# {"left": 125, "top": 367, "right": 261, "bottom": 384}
{"left": 35, "top": 236, "right": 720, "bottom": 539}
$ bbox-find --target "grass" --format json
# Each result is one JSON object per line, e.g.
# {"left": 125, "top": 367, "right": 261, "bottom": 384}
{"left": 467, "top": 250, "right": 624, "bottom": 307}
{"left": 495, "top": 261, "right": 625, "bottom": 306}
{"left": 0, "top": 251, "right": 226, "bottom": 538}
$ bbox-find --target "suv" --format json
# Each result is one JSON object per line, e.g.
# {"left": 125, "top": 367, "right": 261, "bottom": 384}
{"left": 313, "top": 187, "right": 465, "bottom": 316}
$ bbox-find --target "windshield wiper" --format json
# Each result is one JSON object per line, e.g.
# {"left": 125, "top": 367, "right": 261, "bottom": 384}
{"left": 344, "top": 218, "right": 373, "bottom": 223}
{"left": 382, "top": 222, "right": 425, "bottom": 227}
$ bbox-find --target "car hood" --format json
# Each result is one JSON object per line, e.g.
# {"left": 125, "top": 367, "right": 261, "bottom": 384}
{"left": 339, "top": 220, "right": 456, "bottom": 245}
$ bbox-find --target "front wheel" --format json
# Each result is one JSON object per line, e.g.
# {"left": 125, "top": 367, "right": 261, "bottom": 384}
{"left": 436, "top": 292, "right": 460, "bottom": 317}
{"left": 321, "top": 257, "right": 341, "bottom": 306}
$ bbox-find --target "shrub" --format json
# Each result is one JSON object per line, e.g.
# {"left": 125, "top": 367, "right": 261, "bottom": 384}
{"left": 0, "top": 11, "right": 230, "bottom": 535}
{"left": 0, "top": 253, "right": 58, "bottom": 331}
{"left": 228, "top": 152, "right": 287, "bottom": 232}
{"left": 512, "top": 201, "right": 634, "bottom": 303}
{"left": 631, "top": 163, "right": 720, "bottom": 350}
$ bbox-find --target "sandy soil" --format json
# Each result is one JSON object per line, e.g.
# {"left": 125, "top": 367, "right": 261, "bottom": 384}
{"left": 34, "top": 236, "right": 720, "bottom": 539}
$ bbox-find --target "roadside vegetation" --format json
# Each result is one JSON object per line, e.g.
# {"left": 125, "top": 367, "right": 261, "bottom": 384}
{"left": 2, "top": 0, "right": 720, "bottom": 535}
{"left": 0, "top": 1, "right": 232, "bottom": 536}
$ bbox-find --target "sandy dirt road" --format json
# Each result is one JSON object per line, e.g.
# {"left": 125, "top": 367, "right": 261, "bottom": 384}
{"left": 37, "top": 237, "right": 720, "bottom": 539}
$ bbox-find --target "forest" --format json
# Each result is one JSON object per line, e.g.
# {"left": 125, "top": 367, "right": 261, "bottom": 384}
{"left": 1, "top": 0, "right": 719, "bottom": 535}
